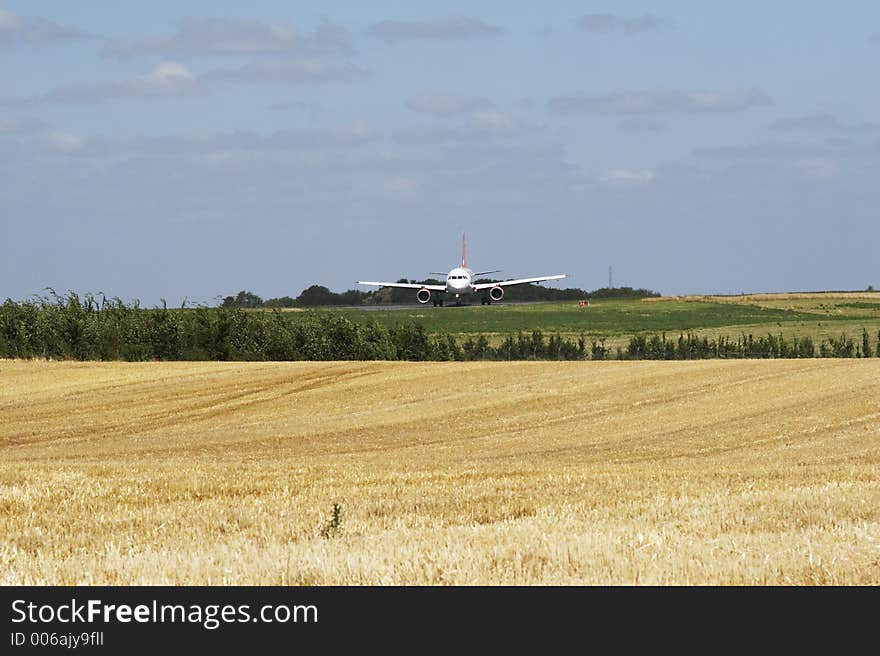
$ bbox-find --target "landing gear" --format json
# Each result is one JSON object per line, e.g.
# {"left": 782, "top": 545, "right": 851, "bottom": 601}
{"left": 433, "top": 298, "right": 444, "bottom": 307}
{"left": 481, "top": 295, "right": 492, "bottom": 305}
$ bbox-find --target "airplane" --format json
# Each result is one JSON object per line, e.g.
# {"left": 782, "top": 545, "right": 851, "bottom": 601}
{"left": 357, "top": 233, "right": 566, "bottom": 306}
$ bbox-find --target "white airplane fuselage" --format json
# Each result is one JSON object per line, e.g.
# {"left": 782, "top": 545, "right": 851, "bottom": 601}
{"left": 444, "top": 266, "right": 475, "bottom": 298}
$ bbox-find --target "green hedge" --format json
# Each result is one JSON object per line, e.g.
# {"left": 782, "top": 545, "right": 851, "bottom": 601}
{"left": 1, "top": 294, "right": 876, "bottom": 362}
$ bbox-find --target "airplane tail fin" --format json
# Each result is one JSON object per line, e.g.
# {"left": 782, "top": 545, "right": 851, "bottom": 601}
{"left": 462, "top": 232, "right": 467, "bottom": 268}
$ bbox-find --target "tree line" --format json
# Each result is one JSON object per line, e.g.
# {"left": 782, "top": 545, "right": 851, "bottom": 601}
{"left": 2, "top": 293, "right": 879, "bottom": 362}
{"left": 222, "top": 284, "right": 660, "bottom": 308}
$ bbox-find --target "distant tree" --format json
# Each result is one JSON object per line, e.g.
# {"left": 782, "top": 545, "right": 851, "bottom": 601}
{"left": 262, "top": 296, "right": 298, "bottom": 308}
{"left": 293, "top": 285, "right": 370, "bottom": 306}
{"left": 472, "top": 281, "right": 659, "bottom": 302}
{"left": 337, "top": 289, "right": 369, "bottom": 305}
{"left": 222, "top": 290, "right": 263, "bottom": 308}
{"left": 473, "top": 279, "right": 585, "bottom": 302}
{"left": 374, "top": 279, "right": 444, "bottom": 304}
{"left": 587, "top": 287, "right": 660, "bottom": 300}
{"left": 369, "top": 287, "right": 395, "bottom": 305}
{"left": 386, "top": 279, "right": 415, "bottom": 304}
{"left": 296, "top": 285, "right": 338, "bottom": 307}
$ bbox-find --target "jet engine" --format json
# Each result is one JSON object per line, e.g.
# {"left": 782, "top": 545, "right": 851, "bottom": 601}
{"left": 489, "top": 286, "right": 504, "bottom": 302}
{"left": 416, "top": 288, "right": 432, "bottom": 304}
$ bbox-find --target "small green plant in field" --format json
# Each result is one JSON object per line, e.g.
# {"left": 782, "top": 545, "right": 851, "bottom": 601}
{"left": 320, "top": 503, "right": 343, "bottom": 539}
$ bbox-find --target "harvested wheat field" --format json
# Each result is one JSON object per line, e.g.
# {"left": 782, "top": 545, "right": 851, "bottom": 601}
{"left": 1, "top": 359, "right": 878, "bottom": 585}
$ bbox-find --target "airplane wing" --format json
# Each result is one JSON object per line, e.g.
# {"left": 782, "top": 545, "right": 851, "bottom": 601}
{"left": 474, "top": 270, "right": 502, "bottom": 276}
{"left": 357, "top": 280, "right": 447, "bottom": 291}
{"left": 473, "top": 274, "right": 566, "bottom": 291}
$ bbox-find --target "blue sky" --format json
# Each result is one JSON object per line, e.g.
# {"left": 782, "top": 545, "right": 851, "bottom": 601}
{"left": 2, "top": 1, "right": 879, "bottom": 304}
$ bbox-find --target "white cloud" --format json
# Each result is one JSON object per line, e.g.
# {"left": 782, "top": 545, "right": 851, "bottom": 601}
{"left": 577, "top": 14, "right": 666, "bottom": 34}
{"left": 66, "top": 124, "right": 381, "bottom": 158}
{"left": 0, "top": 117, "right": 85, "bottom": 154}
{"left": 405, "top": 92, "right": 493, "bottom": 115}
{"left": 768, "top": 115, "right": 879, "bottom": 134}
{"left": 0, "top": 116, "right": 43, "bottom": 134}
{"left": 0, "top": 9, "right": 89, "bottom": 46}
{"left": 599, "top": 169, "right": 655, "bottom": 183}
{"left": 393, "top": 110, "right": 532, "bottom": 145}
{"left": 694, "top": 142, "right": 816, "bottom": 159}
{"left": 549, "top": 89, "right": 770, "bottom": 115}
{"left": 205, "top": 59, "right": 365, "bottom": 85}
{"left": 267, "top": 100, "right": 324, "bottom": 116}
{"left": 44, "top": 131, "right": 85, "bottom": 152}
{"left": 468, "top": 110, "right": 517, "bottom": 134}
{"left": 103, "top": 17, "right": 352, "bottom": 58}
{"left": 144, "top": 62, "right": 196, "bottom": 86}
{"left": 368, "top": 17, "right": 501, "bottom": 43}
{"left": 36, "top": 58, "right": 362, "bottom": 105}
{"left": 826, "top": 137, "right": 880, "bottom": 157}
{"left": 617, "top": 117, "right": 665, "bottom": 134}
{"left": 46, "top": 62, "right": 200, "bottom": 103}
{"left": 795, "top": 157, "right": 839, "bottom": 181}
{"left": 331, "top": 120, "right": 377, "bottom": 145}
{"left": 769, "top": 115, "right": 842, "bottom": 132}
{"left": 383, "top": 176, "right": 419, "bottom": 196}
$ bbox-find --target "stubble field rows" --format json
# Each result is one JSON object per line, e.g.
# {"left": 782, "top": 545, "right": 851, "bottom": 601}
{"left": 1, "top": 359, "right": 878, "bottom": 584}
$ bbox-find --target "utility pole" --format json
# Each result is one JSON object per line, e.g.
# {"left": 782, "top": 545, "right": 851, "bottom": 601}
{"left": 608, "top": 265, "right": 613, "bottom": 289}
